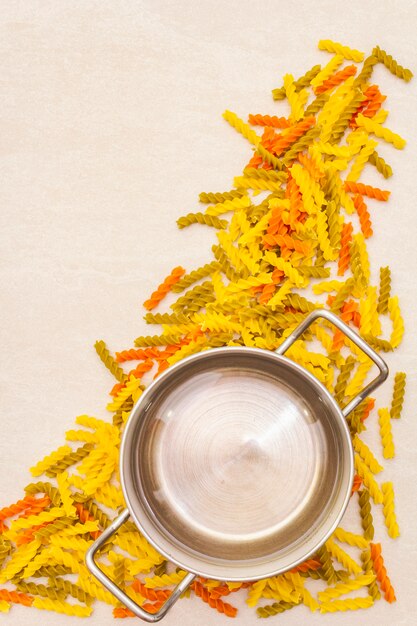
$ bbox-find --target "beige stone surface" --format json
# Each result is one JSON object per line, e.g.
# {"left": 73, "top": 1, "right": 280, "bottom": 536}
{"left": 0, "top": 1, "right": 416, "bottom": 624}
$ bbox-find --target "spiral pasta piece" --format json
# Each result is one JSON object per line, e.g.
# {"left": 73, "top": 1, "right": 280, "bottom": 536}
{"left": 0, "top": 589, "right": 33, "bottom": 606}
{"left": 381, "top": 482, "right": 400, "bottom": 539}
{"left": 170, "top": 261, "right": 220, "bottom": 293}
{"left": 387, "top": 296, "right": 404, "bottom": 348}
{"left": 193, "top": 581, "right": 238, "bottom": 616}
{"left": 48, "top": 577, "right": 94, "bottom": 605}
{"left": 106, "top": 375, "right": 143, "bottom": 412}
{"left": 270, "top": 117, "right": 316, "bottom": 155}
{"left": 0, "top": 540, "right": 42, "bottom": 583}
{"left": 272, "top": 64, "right": 321, "bottom": 100}
{"left": 351, "top": 234, "right": 370, "bottom": 291}
{"left": 359, "top": 548, "right": 380, "bottom": 600}
{"left": 355, "top": 114, "right": 406, "bottom": 149}
{"left": 257, "top": 600, "right": 298, "bottom": 617}
{"left": 56, "top": 472, "right": 76, "bottom": 518}
{"left": 78, "top": 500, "right": 110, "bottom": 531}
{"left": 242, "top": 167, "right": 288, "bottom": 182}
{"left": 344, "top": 359, "right": 373, "bottom": 399}
{"left": 284, "top": 293, "right": 316, "bottom": 313}
{"left": 199, "top": 190, "right": 245, "bottom": 203}
{"left": 264, "top": 574, "right": 301, "bottom": 603}
{"left": 204, "top": 195, "right": 251, "bottom": 217}
{"left": 234, "top": 176, "right": 281, "bottom": 193}
{"left": 289, "top": 163, "right": 322, "bottom": 214}
{"left": 94, "top": 483, "right": 124, "bottom": 510}
{"left": 372, "top": 45, "right": 413, "bottom": 82}
{"left": 368, "top": 150, "right": 393, "bottom": 178}
{"left": 325, "top": 200, "right": 341, "bottom": 255}
{"left": 317, "top": 60, "right": 350, "bottom": 97}
{"left": 144, "top": 311, "right": 191, "bottom": 325}
{"left": 359, "top": 85, "right": 386, "bottom": 120}
{"left": 290, "top": 558, "right": 321, "bottom": 574}
{"left": 297, "top": 153, "right": 325, "bottom": 185}
{"left": 316, "top": 65, "right": 357, "bottom": 94}
{"left": 304, "top": 92, "right": 330, "bottom": 117}
{"left": 334, "top": 355, "right": 356, "bottom": 404}
{"left": 343, "top": 181, "right": 390, "bottom": 200}
{"left": 361, "top": 334, "right": 393, "bottom": 352}
{"left": 32, "top": 596, "right": 92, "bottom": 616}
{"left": 30, "top": 447, "right": 72, "bottom": 478}
{"left": 300, "top": 587, "right": 319, "bottom": 612}
{"left": 282, "top": 74, "right": 307, "bottom": 122}
{"left": 325, "top": 538, "right": 362, "bottom": 574}
{"left": 331, "top": 89, "right": 365, "bottom": 143}
{"left": 143, "top": 266, "right": 186, "bottom": 310}
{"left": 116, "top": 531, "right": 162, "bottom": 565}
{"left": 333, "top": 527, "right": 369, "bottom": 549}
{"left": 177, "top": 212, "right": 228, "bottom": 230}
{"left": 370, "top": 543, "right": 396, "bottom": 602}
{"left": 46, "top": 443, "right": 95, "bottom": 478}
{"left": 319, "top": 597, "right": 373, "bottom": 612}
{"left": 172, "top": 282, "right": 216, "bottom": 313}
{"left": 94, "top": 340, "right": 127, "bottom": 382}
{"left": 312, "top": 280, "right": 345, "bottom": 295}
{"left": 256, "top": 142, "right": 285, "bottom": 170}
{"left": 15, "top": 580, "right": 67, "bottom": 601}
{"left": 30, "top": 565, "right": 71, "bottom": 579}
{"left": 262, "top": 251, "right": 305, "bottom": 286}
{"left": 378, "top": 408, "right": 395, "bottom": 459}
{"left": 282, "top": 127, "right": 321, "bottom": 165}
{"left": 346, "top": 138, "right": 378, "bottom": 182}
{"left": 0, "top": 539, "right": 11, "bottom": 569}
{"left": 33, "top": 518, "right": 74, "bottom": 542}
{"left": 354, "top": 456, "right": 383, "bottom": 504}
{"left": 319, "top": 78, "right": 357, "bottom": 142}
{"left": 359, "top": 294, "right": 373, "bottom": 337}
{"left": 390, "top": 372, "right": 406, "bottom": 419}
{"left": 353, "top": 436, "right": 383, "bottom": 474}
{"left": 246, "top": 579, "right": 267, "bottom": 607}
{"left": 223, "top": 109, "right": 261, "bottom": 146}
{"left": 51, "top": 533, "right": 91, "bottom": 552}
{"left": 130, "top": 580, "right": 170, "bottom": 603}
{"left": 144, "top": 571, "right": 187, "bottom": 589}
{"left": 295, "top": 265, "right": 328, "bottom": 279}
{"left": 10, "top": 508, "right": 66, "bottom": 534}
{"left": 377, "top": 266, "right": 391, "bottom": 314}
{"left": 0, "top": 495, "right": 42, "bottom": 522}
{"left": 318, "top": 40, "right": 364, "bottom": 62}
{"left": 352, "top": 54, "right": 378, "bottom": 87}
{"left": 248, "top": 114, "right": 290, "bottom": 128}
{"left": 57, "top": 520, "right": 100, "bottom": 537}
{"left": 354, "top": 194, "right": 373, "bottom": 238}
{"left": 65, "top": 429, "right": 97, "bottom": 444}
{"left": 316, "top": 545, "right": 337, "bottom": 584}
{"left": 318, "top": 573, "right": 375, "bottom": 602}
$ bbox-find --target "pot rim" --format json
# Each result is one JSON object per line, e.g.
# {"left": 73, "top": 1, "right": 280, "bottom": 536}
{"left": 119, "top": 345, "right": 354, "bottom": 581}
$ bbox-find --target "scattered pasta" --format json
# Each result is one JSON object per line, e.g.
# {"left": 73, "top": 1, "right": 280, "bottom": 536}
{"left": 0, "top": 39, "right": 409, "bottom": 620}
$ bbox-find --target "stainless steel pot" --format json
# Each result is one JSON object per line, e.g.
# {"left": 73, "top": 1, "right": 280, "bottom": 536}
{"left": 86, "top": 309, "right": 388, "bottom": 622}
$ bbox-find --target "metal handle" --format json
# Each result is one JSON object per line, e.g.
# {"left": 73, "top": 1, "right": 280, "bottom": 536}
{"left": 275, "top": 309, "right": 388, "bottom": 416}
{"left": 85, "top": 508, "right": 196, "bottom": 623}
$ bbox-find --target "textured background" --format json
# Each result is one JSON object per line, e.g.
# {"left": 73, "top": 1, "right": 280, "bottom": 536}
{"left": 0, "top": 1, "right": 416, "bottom": 624}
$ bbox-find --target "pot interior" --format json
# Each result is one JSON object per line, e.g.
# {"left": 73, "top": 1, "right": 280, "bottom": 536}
{"left": 121, "top": 347, "right": 353, "bottom": 581}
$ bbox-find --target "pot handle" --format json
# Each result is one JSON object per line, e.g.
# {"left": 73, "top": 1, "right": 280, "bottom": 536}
{"left": 85, "top": 508, "right": 196, "bottom": 623}
{"left": 275, "top": 308, "right": 388, "bottom": 417}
